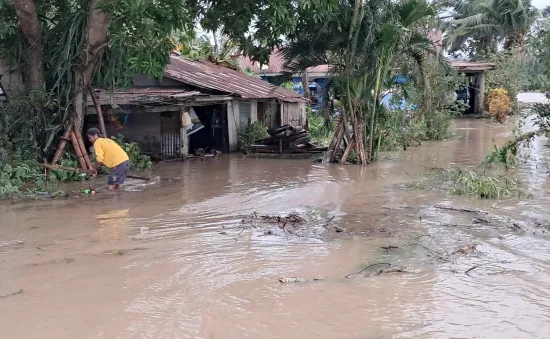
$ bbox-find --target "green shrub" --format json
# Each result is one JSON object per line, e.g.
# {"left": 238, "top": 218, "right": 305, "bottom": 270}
{"left": 237, "top": 121, "right": 269, "bottom": 148}
{"left": 307, "top": 108, "right": 333, "bottom": 146}
{"left": 110, "top": 134, "right": 153, "bottom": 170}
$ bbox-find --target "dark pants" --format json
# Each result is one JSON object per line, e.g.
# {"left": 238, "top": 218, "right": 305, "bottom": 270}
{"left": 108, "top": 161, "right": 129, "bottom": 185}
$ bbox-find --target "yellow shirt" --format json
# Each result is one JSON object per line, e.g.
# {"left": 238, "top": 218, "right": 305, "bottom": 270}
{"left": 93, "top": 138, "right": 129, "bottom": 168}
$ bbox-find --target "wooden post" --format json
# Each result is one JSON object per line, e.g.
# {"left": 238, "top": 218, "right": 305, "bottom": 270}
{"left": 40, "top": 163, "right": 94, "bottom": 174}
{"left": 340, "top": 138, "right": 355, "bottom": 165}
{"left": 302, "top": 71, "right": 310, "bottom": 98}
{"left": 89, "top": 87, "right": 107, "bottom": 136}
{"left": 70, "top": 131, "right": 87, "bottom": 170}
{"left": 477, "top": 72, "right": 485, "bottom": 116}
{"left": 279, "top": 139, "right": 283, "bottom": 154}
{"left": 51, "top": 128, "right": 72, "bottom": 165}
{"left": 73, "top": 126, "right": 92, "bottom": 170}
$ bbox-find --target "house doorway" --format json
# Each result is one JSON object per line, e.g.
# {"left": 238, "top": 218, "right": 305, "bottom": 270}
{"left": 188, "top": 104, "right": 228, "bottom": 154}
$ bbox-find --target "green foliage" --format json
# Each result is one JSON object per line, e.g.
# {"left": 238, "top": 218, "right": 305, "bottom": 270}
{"left": 237, "top": 121, "right": 269, "bottom": 149}
{"left": 482, "top": 140, "right": 518, "bottom": 170}
{"left": 0, "top": 90, "right": 53, "bottom": 164}
{"left": 444, "top": 0, "right": 540, "bottom": 56}
{"left": 430, "top": 168, "right": 528, "bottom": 199}
{"left": 280, "top": 0, "right": 438, "bottom": 163}
{"left": 307, "top": 108, "right": 333, "bottom": 146}
{"left": 110, "top": 134, "right": 152, "bottom": 171}
{"left": 423, "top": 110, "right": 454, "bottom": 140}
{"left": 482, "top": 51, "right": 528, "bottom": 108}
{"left": 280, "top": 81, "right": 294, "bottom": 91}
{"left": 377, "top": 107, "right": 425, "bottom": 152}
{"left": 527, "top": 24, "right": 550, "bottom": 92}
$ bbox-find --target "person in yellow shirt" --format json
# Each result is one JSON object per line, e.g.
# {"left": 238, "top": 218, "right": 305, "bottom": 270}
{"left": 87, "top": 128, "right": 130, "bottom": 191}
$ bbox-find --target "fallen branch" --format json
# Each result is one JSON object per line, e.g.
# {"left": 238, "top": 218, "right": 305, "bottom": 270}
{"left": 0, "top": 289, "right": 24, "bottom": 298}
{"left": 434, "top": 205, "right": 485, "bottom": 214}
{"left": 345, "top": 263, "right": 392, "bottom": 279}
{"left": 380, "top": 245, "right": 399, "bottom": 253}
{"left": 279, "top": 277, "right": 322, "bottom": 283}
{"left": 367, "top": 266, "right": 407, "bottom": 276}
{"left": 414, "top": 235, "right": 449, "bottom": 256}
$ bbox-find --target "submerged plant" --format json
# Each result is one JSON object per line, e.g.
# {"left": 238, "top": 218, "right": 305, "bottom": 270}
{"left": 431, "top": 168, "right": 528, "bottom": 199}
{"left": 110, "top": 134, "right": 153, "bottom": 170}
{"left": 237, "top": 121, "right": 269, "bottom": 149}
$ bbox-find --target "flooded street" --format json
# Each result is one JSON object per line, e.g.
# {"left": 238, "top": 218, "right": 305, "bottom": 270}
{"left": 2, "top": 118, "right": 550, "bottom": 338}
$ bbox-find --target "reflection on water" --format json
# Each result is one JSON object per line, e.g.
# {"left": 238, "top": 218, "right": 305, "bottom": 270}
{"left": 1, "top": 119, "right": 550, "bottom": 338}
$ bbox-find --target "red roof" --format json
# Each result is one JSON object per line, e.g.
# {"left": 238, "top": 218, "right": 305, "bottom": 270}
{"left": 164, "top": 57, "right": 307, "bottom": 102}
{"left": 239, "top": 48, "right": 332, "bottom": 75}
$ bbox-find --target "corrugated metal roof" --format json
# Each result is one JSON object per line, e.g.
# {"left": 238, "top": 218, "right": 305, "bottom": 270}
{"left": 164, "top": 57, "right": 307, "bottom": 102}
{"left": 87, "top": 88, "right": 201, "bottom": 106}
{"left": 450, "top": 60, "right": 496, "bottom": 72}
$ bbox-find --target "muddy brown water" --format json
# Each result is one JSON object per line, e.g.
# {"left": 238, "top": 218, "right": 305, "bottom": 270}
{"left": 2, "top": 118, "right": 550, "bottom": 338}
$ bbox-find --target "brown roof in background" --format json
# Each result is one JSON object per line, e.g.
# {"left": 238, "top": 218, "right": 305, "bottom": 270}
{"left": 165, "top": 57, "right": 307, "bottom": 102}
{"left": 450, "top": 60, "right": 496, "bottom": 72}
{"left": 238, "top": 48, "right": 332, "bottom": 75}
{"left": 87, "top": 88, "right": 201, "bottom": 106}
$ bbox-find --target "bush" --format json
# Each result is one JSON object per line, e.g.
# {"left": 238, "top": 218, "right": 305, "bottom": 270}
{"left": 110, "top": 134, "right": 152, "bottom": 170}
{"left": 486, "top": 88, "right": 512, "bottom": 123}
{"left": 423, "top": 109, "right": 453, "bottom": 140}
{"left": 307, "top": 108, "right": 334, "bottom": 146}
{"left": 237, "top": 121, "right": 269, "bottom": 149}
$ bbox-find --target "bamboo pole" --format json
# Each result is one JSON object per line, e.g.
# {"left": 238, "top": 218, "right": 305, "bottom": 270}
{"left": 340, "top": 138, "right": 355, "bottom": 165}
{"left": 41, "top": 163, "right": 94, "bottom": 173}
{"left": 70, "top": 131, "right": 87, "bottom": 170}
{"left": 40, "top": 163, "right": 150, "bottom": 180}
{"left": 73, "top": 126, "right": 93, "bottom": 170}
{"left": 89, "top": 87, "right": 107, "bottom": 137}
{"left": 330, "top": 121, "right": 345, "bottom": 163}
{"left": 51, "top": 128, "right": 72, "bottom": 165}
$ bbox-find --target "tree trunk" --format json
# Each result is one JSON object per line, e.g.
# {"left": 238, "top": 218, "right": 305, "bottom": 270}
{"left": 354, "top": 113, "right": 368, "bottom": 165}
{"left": 419, "top": 59, "right": 431, "bottom": 110}
{"left": 212, "top": 30, "right": 219, "bottom": 55}
{"left": 72, "top": 0, "right": 111, "bottom": 131}
{"left": 302, "top": 71, "right": 310, "bottom": 98}
{"left": 13, "top": 0, "right": 45, "bottom": 91}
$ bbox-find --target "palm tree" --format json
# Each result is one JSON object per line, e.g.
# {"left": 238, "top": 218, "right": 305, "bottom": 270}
{"left": 280, "top": 0, "right": 436, "bottom": 164}
{"left": 445, "top": 0, "right": 540, "bottom": 55}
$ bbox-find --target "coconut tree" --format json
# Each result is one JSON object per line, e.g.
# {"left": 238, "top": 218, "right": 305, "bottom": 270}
{"left": 281, "top": 0, "right": 436, "bottom": 164}
{"left": 445, "top": 0, "right": 540, "bottom": 55}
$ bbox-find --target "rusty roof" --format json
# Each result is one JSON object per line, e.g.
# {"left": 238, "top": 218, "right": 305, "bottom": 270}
{"left": 164, "top": 57, "right": 307, "bottom": 102}
{"left": 87, "top": 87, "right": 201, "bottom": 106}
{"left": 449, "top": 60, "right": 496, "bottom": 72}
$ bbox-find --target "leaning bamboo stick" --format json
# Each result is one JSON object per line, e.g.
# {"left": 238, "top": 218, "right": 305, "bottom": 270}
{"left": 40, "top": 163, "right": 94, "bottom": 173}
{"left": 70, "top": 131, "right": 87, "bottom": 170}
{"left": 89, "top": 87, "right": 107, "bottom": 137}
{"left": 40, "top": 163, "right": 151, "bottom": 181}
{"left": 51, "top": 128, "right": 72, "bottom": 165}
{"left": 73, "top": 126, "right": 92, "bottom": 170}
{"left": 340, "top": 138, "right": 355, "bottom": 165}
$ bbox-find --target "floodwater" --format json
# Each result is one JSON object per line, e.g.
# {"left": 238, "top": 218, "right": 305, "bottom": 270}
{"left": 2, "top": 117, "right": 550, "bottom": 338}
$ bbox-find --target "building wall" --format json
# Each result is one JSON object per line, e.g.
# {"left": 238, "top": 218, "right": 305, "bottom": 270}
{"left": 281, "top": 102, "right": 306, "bottom": 127}
{"left": 227, "top": 100, "right": 239, "bottom": 152}
{"left": 0, "top": 58, "right": 24, "bottom": 96}
{"left": 133, "top": 74, "right": 186, "bottom": 88}
{"left": 86, "top": 111, "right": 162, "bottom": 153}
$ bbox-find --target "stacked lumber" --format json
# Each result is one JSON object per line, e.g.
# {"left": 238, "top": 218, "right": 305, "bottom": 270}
{"left": 247, "top": 124, "right": 328, "bottom": 154}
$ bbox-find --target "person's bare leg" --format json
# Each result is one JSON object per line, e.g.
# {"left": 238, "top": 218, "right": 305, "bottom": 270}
{"left": 114, "top": 184, "right": 121, "bottom": 190}
{"left": 107, "top": 184, "right": 115, "bottom": 191}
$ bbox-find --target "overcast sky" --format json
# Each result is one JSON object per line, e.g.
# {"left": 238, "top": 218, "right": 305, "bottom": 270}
{"left": 533, "top": 0, "right": 549, "bottom": 9}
